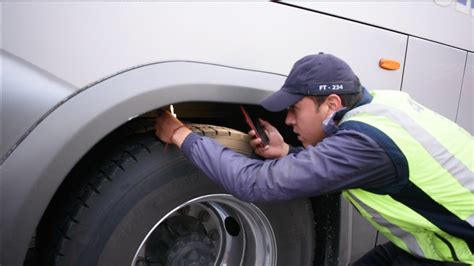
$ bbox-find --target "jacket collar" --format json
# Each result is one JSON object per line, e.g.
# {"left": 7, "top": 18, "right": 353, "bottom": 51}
{"left": 323, "top": 87, "right": 373, "bottom": 136}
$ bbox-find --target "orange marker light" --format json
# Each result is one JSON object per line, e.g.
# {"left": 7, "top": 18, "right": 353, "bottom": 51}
{"left": 379, "top": 59, "right": 400, "bottom": 70}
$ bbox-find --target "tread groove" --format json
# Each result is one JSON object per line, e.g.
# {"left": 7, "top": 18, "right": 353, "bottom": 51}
{"left": 76, "top": 197, "right": 90, "bottom": 208}
{"left": 138, "top": 142, "right": 152, "bottom": 153}
{"left": 124, "top": 150, "right": 138, "bottom": 162}
{"left": 111, "top": 160, "right": 125, "bottom": 171}
{"left": 88, "top": 183, "right": 100, "bottom": 194}
{"left": 68, "top": 215, "right": 79, "bottom": 224}
{"left": 98, "top": 169, "right": 113, "bottom": 181}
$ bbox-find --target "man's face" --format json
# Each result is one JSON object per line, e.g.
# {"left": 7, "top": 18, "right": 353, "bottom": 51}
{"left": 285, "top": 96, "right": 332, "bottom": 147}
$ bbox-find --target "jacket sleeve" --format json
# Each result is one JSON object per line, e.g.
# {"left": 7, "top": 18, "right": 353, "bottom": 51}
{"left": 288, "top": 145, "right": 304, "bottom": 154}
{"left": 180, "top": 130, "right": 397, "bottom": 202}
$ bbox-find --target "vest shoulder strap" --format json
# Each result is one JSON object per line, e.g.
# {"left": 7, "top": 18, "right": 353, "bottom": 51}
{"left": 340, "top": 120, "right": 409, "bottom": 194}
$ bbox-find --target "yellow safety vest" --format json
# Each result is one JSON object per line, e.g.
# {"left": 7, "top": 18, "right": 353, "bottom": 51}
{"left": 340, "top": 90, "right": 474, "bottom": 264}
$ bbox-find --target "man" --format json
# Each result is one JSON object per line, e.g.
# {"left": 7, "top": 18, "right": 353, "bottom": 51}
{"left": 155, "top": 53, "right": 473, "bottom": 265}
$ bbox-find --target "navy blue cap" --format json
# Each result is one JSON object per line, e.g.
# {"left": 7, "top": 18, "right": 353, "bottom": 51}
{"left": 261, "top": 53, "right": 361, "bottom": 112}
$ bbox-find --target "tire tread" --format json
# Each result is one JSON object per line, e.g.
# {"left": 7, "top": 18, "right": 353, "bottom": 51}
{"left": 36, "top": 124, "right": 245, "bottom": 265}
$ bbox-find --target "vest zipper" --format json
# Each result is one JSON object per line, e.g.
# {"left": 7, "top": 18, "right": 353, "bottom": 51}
{"left": 434, "top": 233, "right": 459, "bottom": 262}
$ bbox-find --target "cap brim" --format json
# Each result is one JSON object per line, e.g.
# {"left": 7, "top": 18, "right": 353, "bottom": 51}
{"left": 260, "top": 89, "right": 303, "bottom": 112}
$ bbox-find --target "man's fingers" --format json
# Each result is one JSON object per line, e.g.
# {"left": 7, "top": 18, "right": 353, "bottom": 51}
{"left": 258, "top": 118, "right": 273, "bottom": 128}
{"left": 255, "top": 145, "right": 270, "bottom": 157}
{"left": 154, "top": 109, "right": 186, "bottom": 144}
{"left": 258, "top": 118, "right": 274, "bottom": 132}
{"left": 248, "top": 129, "right": 256, "bottom": 137}
{"left": 259, "top": 145, "right": 269, "bottom": 150}
{"left": 250, "top": 137, "right": 262, "bottom": 147}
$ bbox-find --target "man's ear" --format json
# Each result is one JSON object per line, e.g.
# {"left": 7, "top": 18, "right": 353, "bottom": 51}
{"left": 325, "top": 94, "right": 343, "bottom": 113}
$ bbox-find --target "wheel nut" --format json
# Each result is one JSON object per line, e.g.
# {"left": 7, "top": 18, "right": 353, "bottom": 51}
{"left": 209, "top": 229, "right": 219, "bottom": 241}
{"left": 198, "top": 211, "right": 210, "bottom": 222}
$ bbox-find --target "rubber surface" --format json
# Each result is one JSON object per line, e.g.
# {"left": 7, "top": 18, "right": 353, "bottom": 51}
{"left": 36, "top": 123, "right": 315, "bottom": 265}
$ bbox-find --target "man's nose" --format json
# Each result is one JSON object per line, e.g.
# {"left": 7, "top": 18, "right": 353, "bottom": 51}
{"left": 285, "top": 111, "right": 295, "bottom": 126}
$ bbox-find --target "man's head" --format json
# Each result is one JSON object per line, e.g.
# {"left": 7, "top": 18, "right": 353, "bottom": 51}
{"left": 260, "top": 53, "right": 362, "bottom": 146}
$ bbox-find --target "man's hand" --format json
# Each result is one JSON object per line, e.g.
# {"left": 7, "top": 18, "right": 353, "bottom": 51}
{"left": 249, "top": 119, "right": 289, "bottom": 159}
{"left": 154, "top": 109, "right": 191, "bottom": 148}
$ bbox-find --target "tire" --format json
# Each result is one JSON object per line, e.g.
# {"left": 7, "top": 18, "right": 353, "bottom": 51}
{"left": 37, "top": 124, "right": 315, "bottom": 265}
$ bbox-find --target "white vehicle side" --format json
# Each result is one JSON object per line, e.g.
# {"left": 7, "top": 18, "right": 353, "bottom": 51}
{"left": 1, "top": 2, "right": 472, "bottom": 265}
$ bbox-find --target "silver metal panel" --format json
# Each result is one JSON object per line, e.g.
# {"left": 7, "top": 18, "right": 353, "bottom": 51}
{"left": 286, "top": 1, "right": 474, "bottom": 52}
{"left": 3, "top": 2, "right": 406, "bottom": 90}
{"left": 1, "top": 51, "right": 77, "bottom": 158}
{"left": 1, "top": 62, "right": 285, "bottom": 265}
{"left": 338, "top": 198, "right": 352, "bottom": 266}
{"left": 402, "top": 37, "right": 466, "bottom": 121}
{"left": 376, "top": 231, "right": 389, "bottom": 246}
{"left": 456, "top": 53, "right": 473, "bottom": 134}
{"left": 349, "top": 206, "right": 378, "bottom": 262}
{"left": 338, "top": 198, "right": 378, "bottom": 265}
{"left": 0, "top": 3, "right": 3, "bottom": 50}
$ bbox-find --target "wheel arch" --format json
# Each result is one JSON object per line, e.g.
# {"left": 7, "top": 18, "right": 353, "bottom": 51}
{"left": 1, "top": 61, "right": 286, "bottom": 265}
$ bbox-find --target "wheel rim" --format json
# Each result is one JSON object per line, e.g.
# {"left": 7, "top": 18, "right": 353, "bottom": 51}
{"left": 132, "top": 194, "right": 277, "bottom": 266}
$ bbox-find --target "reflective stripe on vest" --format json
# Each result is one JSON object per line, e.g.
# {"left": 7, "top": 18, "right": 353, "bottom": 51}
{"left": 340, "top": 90, "right": 474, "bottom": 264}
{"left": 342, "top": 91, "right": 474, "bottom": 224}
{"left": 345, "top": 103, "right": 473, "bottom": 195}
{"left": 344, "top": 191, "right": 426, "bottom": 257}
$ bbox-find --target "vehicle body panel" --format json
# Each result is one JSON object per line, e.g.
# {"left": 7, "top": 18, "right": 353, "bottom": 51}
{"left": 1, "top": 2, "right": 472, "bottom": 265}
{"left": 401, "top": 37, "right": 467, "bottom": 121}
{"left": 338, "top": 198, "right": 380, "bottom": 263}
{"left": 286, "top": 1, "right": 474, "bottom": 51}
{"left": 1, "top": 52, "right": 77, "bottom": 159}
{"left": 3, "top": 2, "right": 406, "bottom": 89}
{"left": 1, "top": 61, "right": 285, "bottom": 265}
{"left": 2, "top": 1, "right": 407, "bottom": 162}
{"left": 456, "top": 52, "right": 474, "bottom": 134}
